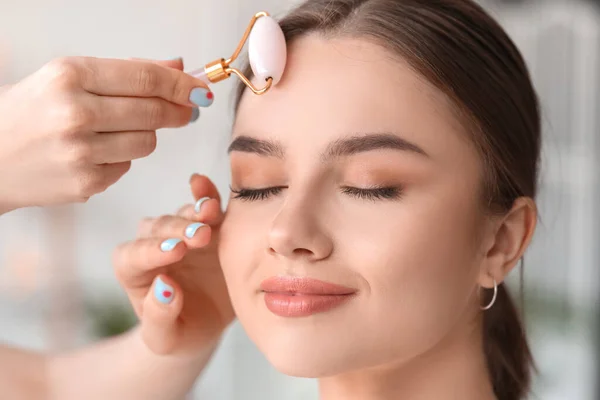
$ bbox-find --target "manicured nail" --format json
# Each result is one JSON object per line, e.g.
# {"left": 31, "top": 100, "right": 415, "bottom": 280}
{"left": 194, "top": 197, "right": 210, "bottom": 213}
{"left": 160, "top": 238, "right": 182, "bottom": 252}
{"left": 189, "top": 87, "right": 214, "bottom": 107}
{"left": 185, "top": 222, "right": 205, "bottom": 238}
{"left": 154, "top": 277, "right": 174, "bottom": 304}
{"left": 189, "top": 107, "right": 200, "bottom": 123}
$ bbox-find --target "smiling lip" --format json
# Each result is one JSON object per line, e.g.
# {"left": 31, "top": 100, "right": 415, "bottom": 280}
{"left": 260, "top": 276, "right": 357, "bottom": 317}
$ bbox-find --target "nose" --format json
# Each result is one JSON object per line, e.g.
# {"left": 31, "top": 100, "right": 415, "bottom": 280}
{"left": 267, "top": 199, "right": 334, "bottom": 262}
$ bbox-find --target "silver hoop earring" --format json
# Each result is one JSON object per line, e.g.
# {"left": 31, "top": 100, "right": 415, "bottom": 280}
{"left": 480, "top": 279, "right": 498, "bottom": 311}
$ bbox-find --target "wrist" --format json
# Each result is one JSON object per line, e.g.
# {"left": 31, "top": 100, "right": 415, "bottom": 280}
{"left": 47, "top": 326, "right": 219, "bottom": 400}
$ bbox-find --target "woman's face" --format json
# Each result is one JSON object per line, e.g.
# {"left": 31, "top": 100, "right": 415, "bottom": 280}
{"left": 219, "top": 35, "right": 489, "bottom": 377}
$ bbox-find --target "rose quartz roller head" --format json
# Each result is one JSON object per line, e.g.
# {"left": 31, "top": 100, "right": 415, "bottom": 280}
{"left": 189, "top": 11, "right": 286, "bottom": 95}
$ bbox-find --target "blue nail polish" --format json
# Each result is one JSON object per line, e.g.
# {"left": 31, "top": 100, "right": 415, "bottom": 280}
{"left": 194, "top": 197, "right": 210, "bottom": 213}
{"left": 189, "top": 108, "right": 200, "bottom": 123}
{"left": 160, "top": 238, "right": 182, "bottom": 252}
{"left": 189, "top": 87, "right": 214, "bottom": 107}
{"left": 185, "top": 222, "right": 205, "bottom": 238}
{"left": 154, "top": 277, "right": 174, "bottom": 304}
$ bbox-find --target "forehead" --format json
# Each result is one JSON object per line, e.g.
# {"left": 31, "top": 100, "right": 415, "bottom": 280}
{"left": 234, "top": 35, "right": 468, "bottom": 159}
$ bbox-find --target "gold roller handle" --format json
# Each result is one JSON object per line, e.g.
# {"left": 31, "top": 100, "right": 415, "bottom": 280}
{"left": 200, "top": 11, "right": 273, "bottom": 95}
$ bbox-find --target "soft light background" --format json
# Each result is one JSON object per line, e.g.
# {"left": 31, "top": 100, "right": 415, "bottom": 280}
{"left": 0, "top": 0, "right": 598, "bottom": 399}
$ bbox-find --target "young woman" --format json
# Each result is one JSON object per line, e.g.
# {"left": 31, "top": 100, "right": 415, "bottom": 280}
{"left": 113, "top": 0, "right": 541, "bottom": 399}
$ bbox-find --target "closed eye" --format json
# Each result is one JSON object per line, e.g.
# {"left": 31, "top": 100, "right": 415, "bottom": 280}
{"left": 341, "top": 186, "right": 402, "bottom": 200}
{"left": 230, "top": 186, "right": 286, "bottom": 201}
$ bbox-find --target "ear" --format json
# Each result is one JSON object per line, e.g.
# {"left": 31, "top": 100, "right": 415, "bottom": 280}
{"left": 478, "top": 197, "right": 537, "bottom": 288}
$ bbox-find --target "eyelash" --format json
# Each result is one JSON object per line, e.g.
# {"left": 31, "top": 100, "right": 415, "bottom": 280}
{"left": 230, "top": 186, "right": 402, "bottom": 202}
{"left": 341, "top": 186, "right": 402, "bottom": 200}
{"left": 230, "top": 186, "right": 285, "bottom": 201}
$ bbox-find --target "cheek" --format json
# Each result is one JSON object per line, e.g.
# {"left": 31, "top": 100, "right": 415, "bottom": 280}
{"left": 344, "top": 192, "right": 482, "bottom": 353}
{"left": 218, "top": 203, "right": 268, "bottom": 311}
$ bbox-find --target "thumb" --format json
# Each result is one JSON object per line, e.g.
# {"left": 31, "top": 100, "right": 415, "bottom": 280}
{"left": 140, "top": 275, "right": 184, "bottom": 355}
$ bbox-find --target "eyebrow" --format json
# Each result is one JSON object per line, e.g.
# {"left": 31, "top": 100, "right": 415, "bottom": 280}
{"left": 227, "top": 135, "right": 284, "bottom": 158}
{"left": 227, "top": 133, "right": 428, "bottom": 160}
{"left": 324, "top": 133, "right": 428, "bottom": 160}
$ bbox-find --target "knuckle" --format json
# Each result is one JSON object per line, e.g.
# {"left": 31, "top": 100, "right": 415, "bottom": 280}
{"left": 43, "top": 57, "right": 80, "bottom": 85}
{"left": 169, "top": 73, "right": 187, "bottom": 103}
{"left": 60, "top": 103, "right": 94, "bottom": 134}
{"left": 146, "top": 101, "right": 166, "bottom": 127}
{"left": 151, "top": 215, "right": 173, "bottom": 234}
{"left": 65, "top": 140, "right": 93, "bottom": 166}
{"left": 133, "top": 65, "right": 159, "bottom": 95}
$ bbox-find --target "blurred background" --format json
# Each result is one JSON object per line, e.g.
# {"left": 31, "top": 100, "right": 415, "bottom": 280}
{"left": 0, "top": 0, "right": 598, "bottom": 398}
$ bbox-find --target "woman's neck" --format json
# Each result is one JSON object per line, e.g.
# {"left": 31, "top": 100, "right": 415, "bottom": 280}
{"left": 318, "top": 314, "right": 495, "bottom": 400}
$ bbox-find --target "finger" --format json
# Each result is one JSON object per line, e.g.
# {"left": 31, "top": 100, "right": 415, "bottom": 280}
{"left": 190, "top": 174, "right": 221, "bottom": 203}
{"left": 92, "top": 161, "right": 131, "bottom": 192}
{"left": 136, "top": 217, "right": 156, "bottom": 238}
{"left": 130, "top": 58, "right": 184, "bottom": 71}
{"left": 91, "top": 96, "right": 194, "bottom": 132}
{"left": 140, "top": 275, "right": 183, "bottom": 355}
{"left": 157, "top": 59, "right": 184, "bottom": 70}
{"left": 176, "top": 198, "right": 223, "bottom": 226}
{"left": 77, "top": 57, "right": 212, "bottom": 107}
{"left": 146, "top": 215, "right": 212, "bottom": 247}
{"left": 113, "top": 238, "right": 187, "bottom": 287}
{"left": 89, "top": 131, "right": 157, "bottom": 164}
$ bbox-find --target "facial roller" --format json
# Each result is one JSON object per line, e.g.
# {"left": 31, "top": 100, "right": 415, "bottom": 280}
{"left": 189, "top": 11, "right": 286, "bottom": 95}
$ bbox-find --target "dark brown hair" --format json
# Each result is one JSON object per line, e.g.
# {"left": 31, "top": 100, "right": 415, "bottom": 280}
{"left": 234, "top": 1, "right": 540, "bottom": 399}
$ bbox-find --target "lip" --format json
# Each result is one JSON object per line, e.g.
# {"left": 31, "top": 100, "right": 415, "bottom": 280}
{"left": 260, "top": 276, "right": 357, "bottom": 317}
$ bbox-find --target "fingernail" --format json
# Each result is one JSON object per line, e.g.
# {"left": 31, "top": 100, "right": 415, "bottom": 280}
{"left": 189, "top": 87, "right": 214, "bottom": 107}
{"left": 160, "top": 238, "right": 182, "bottom": 252}
{"left": 185, "top": 222, "right": 205, "bottom": 238}
{"left": 167, "top": 57, "right": 182, "bottom": 61}
{"left": 189, "top": 108, "right": 200, "bottom": 123}
{"left": 194, "top": 197, "right": 210, "bottom": 213}
{"left": 154, "top": 277, "right": 174, "bottom": 304}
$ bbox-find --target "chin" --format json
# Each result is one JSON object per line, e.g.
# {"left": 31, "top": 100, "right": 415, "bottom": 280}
{"left": 242, "top": 319, "right": 367, "bottom": 378}
{"left": 262, "top": 342, "right": 350, "bottom": 378}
